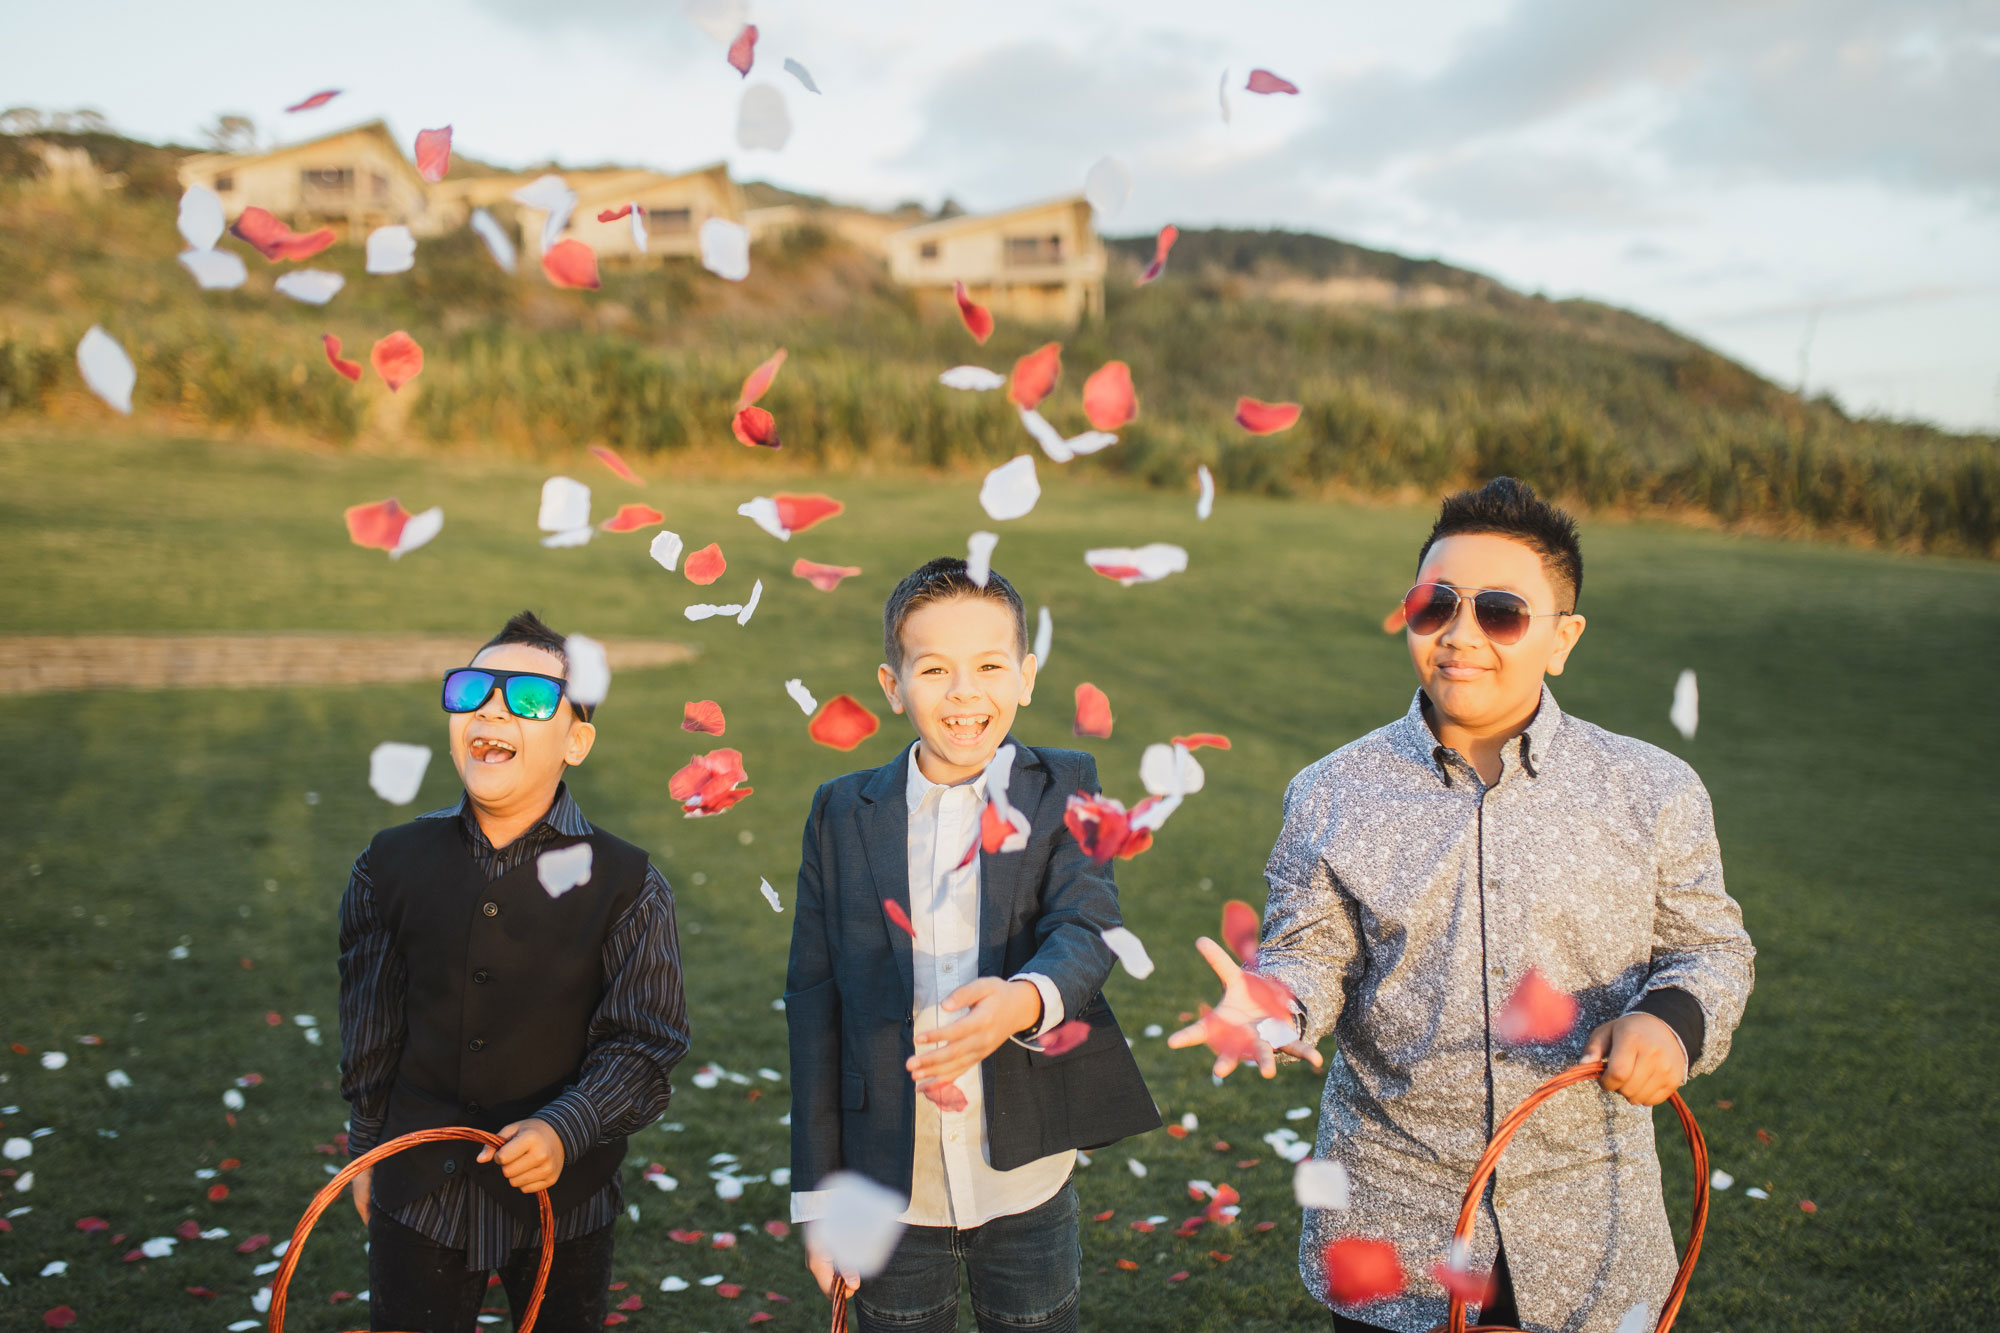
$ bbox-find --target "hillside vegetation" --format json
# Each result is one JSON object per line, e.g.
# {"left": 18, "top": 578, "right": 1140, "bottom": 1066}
{"left": 1, "top": 130, "right": 1994, "bottom": 554}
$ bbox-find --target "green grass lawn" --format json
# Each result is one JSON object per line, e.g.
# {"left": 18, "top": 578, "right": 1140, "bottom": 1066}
{"left": 1, "top": 432, "right": 1995, "bottom": 1331}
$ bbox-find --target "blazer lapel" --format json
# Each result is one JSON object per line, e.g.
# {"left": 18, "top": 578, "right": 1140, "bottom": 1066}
{"left": 978, "top": 737, "right": 1048, "bottom": 977}
{"left": 858, "top": 745, "right": 915, "bottom": 1003}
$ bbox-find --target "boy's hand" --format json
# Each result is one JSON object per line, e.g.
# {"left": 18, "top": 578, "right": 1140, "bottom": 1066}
{"left": 907, "top": 978, "right": 1042, "bottom": 1090}
{"left": 1167, "top": 937, "right": 1325, "bottom": 1079}
{"left": 804, "top": 1232, "right": 860, "bottom": 1300}
{"left": 350, "top": 1165, "right": 371, "bottom": 1226}
{"left": 1582, "top": 1013, "right": 1688, "bottom": 1107}
{"left": 475, "top": 1118, "right": 566, "bottom": 1193}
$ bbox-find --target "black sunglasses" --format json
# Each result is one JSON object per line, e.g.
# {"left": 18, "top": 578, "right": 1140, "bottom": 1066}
{"left": 1400, "top": 583, "right": 1571, "bottom": 646}
{"left": 440, "top": 668, "right": 585, "bottom": 721}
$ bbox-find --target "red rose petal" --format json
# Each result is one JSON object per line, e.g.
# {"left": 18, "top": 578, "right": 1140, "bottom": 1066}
{"left": 953, "top": 280, "right": 994, "bottom": 344}
{"left": 1116, "top": 1259, "right": 1140, "bottom": 1271}
{"left": 370, "top": 331, "right": 424, "bottom": 392}
{"left": 187, "top": 1286, "right": 219, "bottom": 1298}
{"left": 979, "top": 800, "right": 1014, "bottom": 854}
{"left": 1246, "top": 69, "right": 1300, "bottom": 95}
{"left": 1324, "top": 1236, "right": 1405, "bottom": 1306}
{"left": 285, "top": 89, "right": 340, "bottom": 112}
{"left": 669, "top": 1229, "right": 706, "bottom": 1244}
{"left": 763, "top": 1219, "right": 792, "bottom": 1238}
{"left": 717, "top": 1282, "right": 744, "bottom": 1298}
{"left": 44, "top": 1307, "right": 78, "bottom": 1329}
{"left": 345, "top": 498, "right": 409, "bottom": 551}
{"left": 206, "top": 1184, "right": 229, "bottom": 1202}
{"left": 1381, "top": 605, "right": 1408, "bottom": 634}
{"left": 1221, "top": 900, "right": 1261, "bottom": 965}
{"left": 750, "top": 1314, "right": 774, "bottom": 1324}
{"left": 1209, "top": 1250, "right": 1234, "bottom": 1263}
{"left": 1082, "top": 361, "right": 1137, "bottom": 431}
{"left": 1137, "top": 223, "right": 1179, "bottom": 286}
{"left": 321, "top": 333, "right": 362, "bottom": 382}
{"left": 682, "top": 700, "right": 726, "bottom": 735}
{"left": 10, "top": 1042, "right": 28, "bottom": 1054}
{"left": 774, "top": 492, "right": 844, "bottom": 533}
{"left": 1039, "top": 1019, "right": 1091, "bottom": 1056}
{"left": 600, "top": 503, "right": 665, "bottom": 533}
{"left": 727, "top": 23, "right": 757, "bottom": 75}
{"left": 808, "top": 694, "right": 881, "bottom": 751}
{"left": 229, "top": 206, "right": 336, "bottom": 261}
{"left": 589, "top": 444, "right": 643, "bottom": 484}
{"left": 1008, "top": 342, "right": 1062, "bottom": 410}
{"left": 597, "top": 205, "right": 634, "bottom": 222}
{"left": 1204, "top": 1182, "right": 1240, "bottom": 1225}
{"left": 1132, "top": 1220, "right": 1155, "bottom": 1232}
{"left": 1072, "top": 683, "right": 1114, "bottom": 738}
{"left": 883, "top": 898, "right": 917, "bottom": 939}
{"left": 737, "top": 348, "right": 787, "bottom": 409}
{"left": 922, "top": 1081, "right": 969, "bottom": 1112}
{"left": 414, "top": 126, "right": 452, "bottom": 183}
{"left": 1430, "top": 1261, "right": 1496, "bottom": 1305}
{"left": 1166, "top": 1124, "right": 1189, "bottom": 1138}
{"left": 1800, "top": 1200, "right": 1818, "bottom": 1213}
{"left": 684, "top": 543, "right": 727, "bottom": 585}
{"left": 1242, "top": 969, "right": 1297, "bottom": 1023}
{"left": 732, "top": 405, "right": 780, "bottom": 449}
{"left": 669, "top": 748, "right": 748, "bottom": 803}
{"left": 604, "top": 1315, "right": 626, "bottom": 1326}
{"left": 175, "top": 1219, "right": 203, "bottom": 1240}
{"left": 1195, "top": 1004, "right": 1263, "bottom": 1063}
{"left": 1494, "top": 967, "right": 1579, "bottom": 1046}
{"left": 1063, "top": 792, "right": 1139, "bottom": 865}
{"left": 617, "top": 1294, "right": 643, "bottom": 1311}
{"left": 1094, "top": 1210, "right": 1115, "bottom": 1221}
{"left": 792, "top": 558, "right": 862, "bottom": 591}
{"left": 542, "top": 238, "right": 601, "bottom": 290}
{"left": 218, "top": 1159, "right": 239, "bottom": 1170}
{"left": 1172, "top": 733, "right": 1231, "bottom": 752}
{"left": 236, "top": 1233, "right": 270, "bottom": 1253}
{"left": 1234, "top": 396, "right": 1301, "bottom": 434}
{"left": 77, "top": 1216, "right": 110, "bottom": 1232}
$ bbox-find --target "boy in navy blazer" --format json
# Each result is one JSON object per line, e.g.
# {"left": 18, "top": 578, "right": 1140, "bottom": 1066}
{"left": 786, "top": 557, "right": 1159, "bottom": 1332}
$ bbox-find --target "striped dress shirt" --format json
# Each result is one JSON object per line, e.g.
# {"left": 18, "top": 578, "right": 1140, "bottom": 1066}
{"left": 338, "top": 783, "right": 689, "bottom": 1270}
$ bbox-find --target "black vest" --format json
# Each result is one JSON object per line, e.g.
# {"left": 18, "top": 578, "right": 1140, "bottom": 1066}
{"left": 365, "top": 814, "right": 649, "bottom": 1228}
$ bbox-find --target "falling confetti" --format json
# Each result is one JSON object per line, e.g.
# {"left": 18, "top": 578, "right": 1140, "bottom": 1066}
{"left": 1084, "top": 156, "right": 1134, "bottom": 219}
{"left": 599, "top": 503, "right": 664, "bottom": 533}
{"left": 590, "top": 445, "right": 643, "bottom": 484}
{"left": 229, "top": 207, "right": 336, "bottom": 261}
{"left": 1063, "top": 792, "right": 1154, "bottom": 864}
{"left": 685, "top": 543, "right": 728, "bottom": 585}
{"left": 543, "top": 238, "right": 602, "bottom": 289}
{"left": 939, "top": 365, "right": 1004, "bottom": 391}
{"left": 728, "top": 23, "right": 758, "bottom": 75}
{"left": 1008, "top": 342, "right": 1062, "bottom": 410}
{"left": 1082, "top": 361, "right": 1137, "bottom": 431}
{"left": 76, "top": 326, "right": 135, "bottom": 414}
{"left": 1034, "top": 606, "right": 1053, "bottom": 664}
{"left": 564, "top": 633, "right": 611, "bottom": 706}
{"left": 1137, "top": 223, "right": 1179, "bottom": 285}
{"left": 1018, "top": 406, "right": 1115, "bottom": 463}
{"left": 951, "top": 281, "right": 995, "bottom": 343}
{"left": 1247, "top": 69, "right": 1300, "bottom": 95}
{"left": 1100, "top": 925, "right": 1154, "bottom": 979}
{"left": 1197, "top": 465, "right": 1215, "bottom": 519}
{"left": 650, "top": 530, "right": 685, "bottom": 570}
{"left": 368, "top": 742, "right": 431, "bottom": 805}
{"left": 966, "top": 531, "right": 998, "bottom": 587}
{"left": 179, "top": 249, "right": 248, "bottom": 289}
{"left": 285, "top": 90, "right": 341, "bottom": 112}
{"left": 537, "top": 842, "right": 593, "bottom": 898}
{"left": 1235, "top": 397, "right": 1302, "bottom": 434}
{"left": 683, "top": 700, "right": 726, "bottom": 735}
{"left": 737, "top": 83, "right": 791, "bottom": 151}
{"left": 365, "top": 225, "right": 416, "bottom": 275}
{"left": 700, "top": 217, "right": 752, "bottom": 280}
{"left": 1494, "top": 967, "right": 1579, "bottom": 1045}
{"left": 737, "top": 348, "right": 788, "bottom": 409}
{"left": 178, "top": 183, "right": 225, "bottom": 250}
{"left": 1073, "top": 683, "right": 1114, "bottom": 738}
{"left": 760, "top": 878, "right": 783, "bottom": 912}
{"left": 979, "top": 455, "right": 1041, "bottom": 521}
{"left": 414, "top": 126, "right": 452, "bottom": 183}
{"left": 785, "top": 679, "right": 818, "bottom": 715}
{"left": 922, "top": 1080, "right": 970, "bottom": 1112}
{"left": 1221, "top": 900, "right": 1261, "bottom": 964}
{"left": 370, "top": 332, "right": 424, "bottom": 391}
{"left": 1324, "top": 1236, "right": 1405, "bottom": 1306}
{"left": 471, "top": 208, "right": 517, "bottom": 272}
{"left": 1085, "top": 544, "right": 1188, "bottom": 586}
{"left": 1293, "top": 1159, "right": 1350, "bottom": 1210}
{"left": 671, "top": 748, "right": 754, "bottom": 816}
{"left": 276, "top": 269, "right": 344, "bottom": 304}
{"left": 804, "top": 1172, "right": 907, "bottom": 1279}
{"left": 882, "top": 898, "right": 916, "bottom": 938}
{"left": 793, "top": 559, "right": 861, "bottom": 590}
{"left": 1140, "top": 742, "right": 1205, "bottom": 798}
{"left": 809, "top": 695, "right": 881, "bottom": 750}
{"left": 1671, "top": 669, "right": 1699, "bottom": 740}
{"left": 783, "top": 57, "right": 820, "bottom": 93}
{"left": 733, "top": 406, "right": 780, "bottom": 448}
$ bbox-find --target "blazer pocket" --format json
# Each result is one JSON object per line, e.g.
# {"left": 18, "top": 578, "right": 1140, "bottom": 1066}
{"left": 1023, "top": 993, "right": 1112, "bottom": 1068}
{"left": 841, "top": 1069, "right": 868, "bottom": 1110}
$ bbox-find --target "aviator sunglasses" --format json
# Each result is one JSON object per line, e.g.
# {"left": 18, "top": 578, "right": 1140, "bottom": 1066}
{"left": 440, "top": 667, "right": 583, "bottom": 722}
{"left": 1400, "top": 583, "right": 1571, "bottom": 646}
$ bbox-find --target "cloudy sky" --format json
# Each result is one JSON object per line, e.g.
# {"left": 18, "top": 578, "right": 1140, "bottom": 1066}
{"left": 8, "top": 0, "right": 1997, "bottom": 431}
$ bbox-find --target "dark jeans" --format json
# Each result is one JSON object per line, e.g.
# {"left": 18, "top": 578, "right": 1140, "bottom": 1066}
{"left": 853, "top": 1180, "right": 1080, "bottom": 1333}
{"left": 367, "top": 1209, "right": 614, "bottom": 1333}
{"left": 1329, "top": 1246, "right": 1519, "bottom": 1332}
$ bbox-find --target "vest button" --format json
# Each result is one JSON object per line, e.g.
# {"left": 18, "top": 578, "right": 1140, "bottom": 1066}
{"left": 442, "top": 1158, "right": 456, "bottom": 1175}
{"left": 473, "top": 969, "right": 491, "bottom": 984}
{"left": 468, "top": 1037, "right": 486, "bottom": 1052}
{"left": 482, "top": 902, "right": 500, "bottom": 917}
{"left": 465, "top": 1101, "right": 483, "bottom": 1116}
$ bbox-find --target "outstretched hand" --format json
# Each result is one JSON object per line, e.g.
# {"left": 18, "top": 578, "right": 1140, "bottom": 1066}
{"left": 1166, "top": 936, "right": 1325, "bottom": 1079}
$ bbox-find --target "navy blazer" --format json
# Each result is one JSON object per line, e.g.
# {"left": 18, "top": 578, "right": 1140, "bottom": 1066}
{"left": 786, "top": 739, "right": 1160, "bottom": 1200}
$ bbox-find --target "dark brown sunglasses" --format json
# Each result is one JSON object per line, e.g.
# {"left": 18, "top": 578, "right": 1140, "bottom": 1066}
{"left": 1400, "top": 583, "right": 1571, "bottom": 646}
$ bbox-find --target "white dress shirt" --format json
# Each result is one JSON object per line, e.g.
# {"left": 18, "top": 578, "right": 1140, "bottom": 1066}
{"left": 792, "top": 742, "right": 1074, "bottom": 1229}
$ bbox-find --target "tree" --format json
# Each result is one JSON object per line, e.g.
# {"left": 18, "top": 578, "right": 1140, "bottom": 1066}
{"left": 201, "top": 114, "right": 259, "bottom": 154}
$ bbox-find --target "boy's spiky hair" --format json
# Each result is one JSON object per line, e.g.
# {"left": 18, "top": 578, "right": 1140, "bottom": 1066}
{"left": 882, "top": 557, "right": 1028, "bottom": 672}
{"left": 1416, "top": 477, "right": 1584, "bottom": 612}
{"left": 476, "top": 609, "right": 594, "bottom": 721}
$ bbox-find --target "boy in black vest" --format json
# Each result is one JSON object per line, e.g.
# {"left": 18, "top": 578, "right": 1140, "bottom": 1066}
{"left": 787, "top": 558, "right": 1160, "bottom": 1332}
{"left": 338, "top": 611, "right": 689, "bottom": 1332}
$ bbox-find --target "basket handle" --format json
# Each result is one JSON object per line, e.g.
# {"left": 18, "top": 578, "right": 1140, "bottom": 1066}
{"left": 829, "top": 1281, "right": 850, "bottom": 1332}
{"left": 1440, "top": 1060, "right": 1710, "bottom": 1333}
{"left": 266, "top": 1126, "right": 556, "bottom": 1333}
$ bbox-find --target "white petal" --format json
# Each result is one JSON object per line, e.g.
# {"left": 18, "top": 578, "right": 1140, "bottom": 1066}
{"left": 783, "top": 57, "right": 821, "bottom": 93}
{"left": 388, "top": 507, "right": 443, "bottom": 559}
{"left": 470, "top": 208, "right": 517, "bottom": 273}
{"left": 1126, "top": 1158, "right": 1148, "bottom": 1178}
{"left": 683, "top": 0, "right": 747, "bottom": 42}
{"left": 540, "top": 192, "right": 576, "bottom": 255}
{"left": 77, "top": 326, "right": 135, "bottom": 414}
{"left": 537, "top": 843, "right": 594, "bottom": 899}
{"left": 1196, "top": 464, "right": 1215, "bottom": 520}
{"left": 737, "top": 83, "right": 791, "bottom": 151}
{"left": 660, "top": 1275, "right": 690, "bottom": 1292}
{"left": 39, "top": 1051, "right": 65, "bottom": 1070}
{"left": 979, "top": 454, "right": 1040, "bottom": 521}
{"left": 368, "top": 741, "right": 432, "bottom": 805}
{"left": 1710, "top": 1169, "right": 1734, "bottom": 1191}
{"left": 1, "top": 1138, "right": 28, "bottom": 1161}
{"left": 1286, "top": 1106, "right": 1314, "bottom": 1120}
{"left": 683, "top": 603, "right": 730, "bottom": 622}
{"left": 939, "top": 365, "right": 1005, "bottom": 391}
{"left": 1670, "top": 669, "right": 1699, "bottom": 740}
{"left": 1063, "top": 429, "right": 1118, "bottom": 456}
{"left": 1033, "top": 606, "right": 1052, "bottom": 666}
{"left": 540, "top": 526, "right": 593, "bottom": 549}
{"left": 223, "top": 1088, "right": 245, "bottom": 1111}
{"left": 1084, "top": 543, "right": 1187, "bottom": 586}
{"left": 760, "top": 877, "right": 783, "bottom": 912}
{"left": 178, "top": 249, "right": 247, "bottom": 290}
{"left": 1614, "top": 1303, "right": 1650, "bottom": 1333}
{"left": 966, "top": 531, "right": 998, "bottom": 587}
{"left": 177, "top": 184, "right": 225, "bottom": 250}
{"left": 714, "top": 1175, "right": 744, "bottom": 1200}
{"left": 1128, "top": 792, "right": 1181, "bottom": 832}
{"left": 252, "top": 1286, "right": 272, "bottom": 1313}
{"left": 538, "top": 476, "right": 592, "bottom": 532}
{"left": 564, "top": 633, "right": 611, "bottom": 706}
{"left": 804, "top": 1172, "right": 908, "bottom": 1278}
{"left": 511, "top": 173, "right": 573, "bottom": 211}
{"left": 365, "top": 225, "right": 416, "bottom": 275}
{"left": 1140, "top": 742, "right": 1204, "bottom": 797}
{"left": 1218, "top": 67, "right": 1232, "bottom": 124}
{"left": 700, "top": 217, "right": 752, "bottom": 281}
{"left": 40, "top": 1259, "right": 66, "bottom": 1277}
{"left": 105, "top": 1069, "right": 131, "bottom": 1089}
{"left": 1099, "top": 926, "right": 1154, "bottom": 980}
{"left": 1256, "top": 1015, "right": 1298, "bottom": 1047}
{"left": 737, "top": 578, "right": 763, "bottom": 626}
{"left": 786, "top": 679, "right": 817, "bottom": 714}
{"left": 1745, "top": 1187, "right": 1769, "bottom": 1200}
{"left": 1293, "top": 1158, "right": 1350, "bottom": 1210}
{"left": 1084, "top": 156, "right": 1134, "bottom": 220}
{"left": 142, "top": 1236, "right": 176, "bottom": 1258}
{"left": 737, "top": 496, "right": 789, "bottom": 540}
{"left": 273, "top": 269, "right": 344, "bottom": 304}
{"left": 649, "top": 530, "right": 685, "bottom": 571}
{"left": 631, "top": 204, "right": 647, "bottom": 254}
{"left": 1018, "top": 406, "right": 1071, "bottom": 463}
{"left": 229, "top": 1322, "right": 262, "bottom": 1332}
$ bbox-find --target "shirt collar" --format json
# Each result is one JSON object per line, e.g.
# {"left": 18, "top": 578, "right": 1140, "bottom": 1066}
{"left": 1395, "top": 684, "right": 1566, "bottom": 787}
{"left": 903, "top": 740, "right": 991, "bottom": 812}
{"left": 454, "top": 780, "right": 590, "bottom": 850}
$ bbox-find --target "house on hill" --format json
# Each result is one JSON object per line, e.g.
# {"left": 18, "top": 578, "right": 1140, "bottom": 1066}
{"left": 175, "top": 120, "right": 436, "bottom": 236}
{"left": 884, "top": 195, "right": 1105, "bottom": 326}
{"left": 429, "top": 162, "right": 747, "bottom": 262}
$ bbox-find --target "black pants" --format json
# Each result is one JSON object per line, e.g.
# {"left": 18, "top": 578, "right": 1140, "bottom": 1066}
{"left": 1329, "top": 1246, "right": 1520, "bottom": 1332}
{"left": 368, "top": 1209, "right": 614, "bottom": 1333}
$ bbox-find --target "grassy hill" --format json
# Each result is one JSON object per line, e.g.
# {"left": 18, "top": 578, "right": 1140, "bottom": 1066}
{"left": 1, "top": 128, "right": 1994, "bottom": 554}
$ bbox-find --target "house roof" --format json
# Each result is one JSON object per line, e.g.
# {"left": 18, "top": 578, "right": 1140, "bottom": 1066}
{"left": 889, "top": 193, "right": 1092, "bottom": 242}
{"left": 179, "top": 119, "right": 428, "bottom": 192}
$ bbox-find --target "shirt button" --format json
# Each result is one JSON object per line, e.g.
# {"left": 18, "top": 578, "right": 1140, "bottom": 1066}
{"left": 443, "top": 1159, "right": 457, "bottom": 1175}
{"left": 1490, "top": 965, "right": 1505, "bottom": 979}
{"left": 482, "top": 902, "right": 500, "bottom": 918}
{"left": 465, "top": 1101, "right": 483, "bottom": 1116}
{"left": 1493, "top": 1049, "right": 1509, "bottom": 1063}
{"left": 468, "top": 1037, "right": 486, "bottom": 1052}
{"left": 472, "top": 969, "right": 491, "bottom": 984}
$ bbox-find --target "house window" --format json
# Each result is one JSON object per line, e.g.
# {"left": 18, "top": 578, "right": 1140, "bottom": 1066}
{"left": 648, "top": 207, "right": 693, "bottom": 235}
{"left": 213, "top": 174, "right": 233, "bottom": 193}
{"left": 919, "top": 241, "right": 938, "bottom": 260}
{"left": 302, "top": 167, "right": 353, "bottom": 194}
{"left": 1004, "top": 234, "right": 1064, "bottom": 266}
{"left": 371, "top": 172, "right": 389, "bottom": 198}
